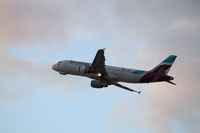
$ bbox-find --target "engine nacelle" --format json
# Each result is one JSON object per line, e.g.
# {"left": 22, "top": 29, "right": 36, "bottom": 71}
{"left": 90, "top": 80, "right": 108, "bottom": 88}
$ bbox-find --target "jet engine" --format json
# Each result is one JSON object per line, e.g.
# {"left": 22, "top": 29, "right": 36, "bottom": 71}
{"left": 90, "top": 80, "right": 108, "bottom": 88}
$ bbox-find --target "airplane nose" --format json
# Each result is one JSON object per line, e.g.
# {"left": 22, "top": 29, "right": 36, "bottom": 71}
{"left": 52, "top": 64, "right": 57, "bottom": 71}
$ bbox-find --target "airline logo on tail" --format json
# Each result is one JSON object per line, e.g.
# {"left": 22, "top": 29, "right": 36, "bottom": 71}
{"left": 159, "top": 55, "right": 177, "bottom": 74}
{"left": 140, "top": 55, "right": 177, "bottom": 83}
{"left": 163, "top": 55, "right": 177, "bottom": 64}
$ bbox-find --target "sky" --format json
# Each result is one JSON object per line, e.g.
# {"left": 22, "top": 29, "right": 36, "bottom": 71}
{"left": 0, "top": 0, "right": 200, "bottom": 133}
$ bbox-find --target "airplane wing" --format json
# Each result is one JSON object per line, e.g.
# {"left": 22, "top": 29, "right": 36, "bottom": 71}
{"left": 111, "top": 81, "right": 141, "bottom": 94}
{"left": 91, "top": 48, "right": 108, "bottom": 76}
{"left": 91, "top": 49, "right": 141, "bottom": 94}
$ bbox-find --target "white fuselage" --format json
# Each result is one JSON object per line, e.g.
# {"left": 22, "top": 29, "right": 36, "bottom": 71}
{"left": 52, "top": 60, "right": 148, "bottom": 83}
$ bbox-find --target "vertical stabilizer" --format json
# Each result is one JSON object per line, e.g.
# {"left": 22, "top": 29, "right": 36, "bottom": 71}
{"left": 151, "top": 55, "right": 177, "bottom": 75}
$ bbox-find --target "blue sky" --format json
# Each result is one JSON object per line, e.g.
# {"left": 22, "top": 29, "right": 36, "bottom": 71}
{"left": 1, "top": 0, "right": 200, "bottom": 133}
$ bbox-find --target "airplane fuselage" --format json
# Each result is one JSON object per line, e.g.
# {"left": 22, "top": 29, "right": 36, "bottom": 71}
{"left": 52, "top": 60, "right": 169, "bottom": 84}
{"left": 52, "top": 49, "right": 176, "bottom": 93}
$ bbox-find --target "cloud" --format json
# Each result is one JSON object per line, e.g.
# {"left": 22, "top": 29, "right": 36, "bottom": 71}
{"left": 0, "top": 54, "right": 79, "bottom": 107}
{"left": 0, "top": 0, "right": 200, "bottom": 132}
{"left": 143, "top": 14, "right": 200, "bottom": 133}
{"left": 107, "top": 0, "right": 200, "bottom": 133}
{"left": 0, "top": 0, "right": 115, "bottom": 107}
{"left": 0, "top": 0, "right": 112, "bottom": 105}
{"left": 0, "top": 0, "right": 114, "bottom": 50}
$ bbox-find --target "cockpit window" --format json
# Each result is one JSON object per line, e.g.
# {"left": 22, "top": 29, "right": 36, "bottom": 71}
{"left": 57, "top": 61, "right": 62, "bottom": 66}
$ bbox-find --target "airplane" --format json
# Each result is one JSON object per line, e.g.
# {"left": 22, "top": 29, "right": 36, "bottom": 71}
{"left": 52, "top": 49, "right": 177, "bottom": 94}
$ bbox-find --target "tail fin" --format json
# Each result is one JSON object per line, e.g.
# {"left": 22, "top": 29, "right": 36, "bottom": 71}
{"left": 151, "top": 55, "right": 177, "bottom": 75}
